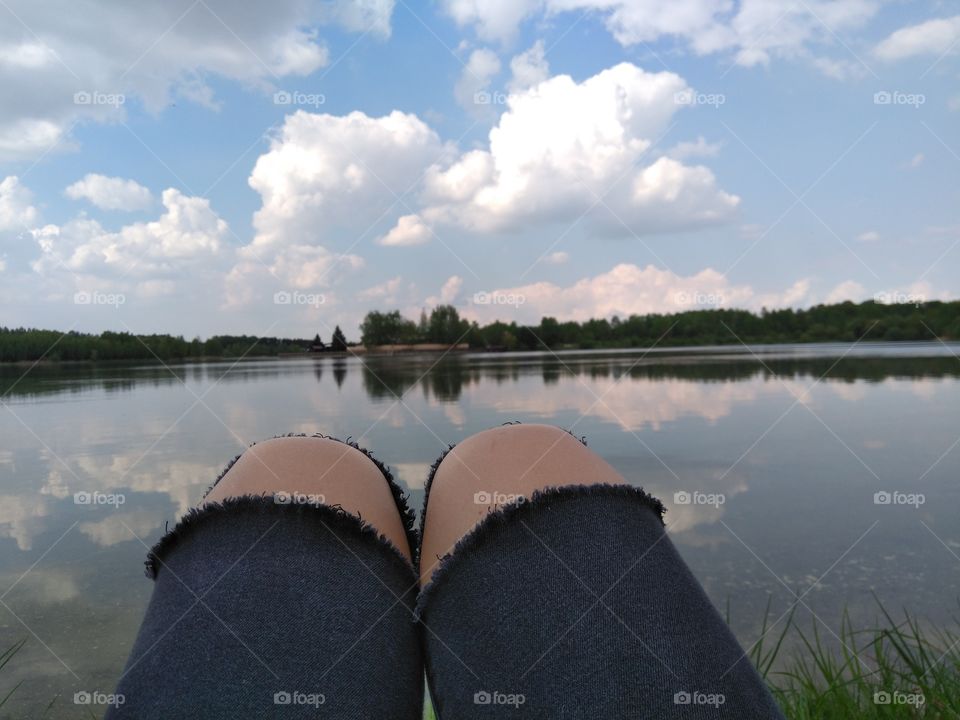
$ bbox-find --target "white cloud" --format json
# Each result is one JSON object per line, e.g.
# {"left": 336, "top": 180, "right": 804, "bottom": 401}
{"left": 443, "top": 0, "right": 539, "bottom": 42}
{"left": 908, "top": 153, "right": 924, "bottom": 168}
{"left": 358, "top": 275, "right": 405, "bottom": 303}
{"left": 245, "top": 110, "right": 446, "bottom": 253}
{"left": 378, "top": 214, "right": 432, "bottom": 246}
{"left": 0, "top": 119, "right": 69, "bottom": 160}
{"left": 875, "top": 15, "right": 960, "bottom": 60}
{"left": 545, "top": 251, "right": 569, "bottom": 264}
{"left": 461, "top": 263, "right": 811, "bottom": 324}
{"left": 455, "top": 48, "right": 502, "bottom": 111}
{"left": 508, "top": 40, "right": 549, "bottom": 92}
{"left": 442, "top": 0, "right": 878, "bottom": 70}
{"left": 0, "top": 0, "right": 394, "bottom": 159}
{"left": 426, "top": 275, "right": 464, "bottom": 307}
{"left": 227, "top": 109, "right": 445, "bottom": 304}
{"left": 0, "top": 176, "right": 39, "bottom": 232}
{"left": 32, "top": 188, "right": 226, "bottom": 279}
{"left": 421, "top": 63, "right": 739, "bottom": 235}
{"left": 65, "top": 174, "right": 154, "bottom": 211}
{"left": 857, "top": 230, "right": 880, "bottom": 242}
{"left": 824, "top": 280, "right": 866, "bottom": 304}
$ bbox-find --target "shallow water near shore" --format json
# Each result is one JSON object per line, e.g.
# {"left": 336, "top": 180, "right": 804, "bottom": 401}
{"left": 0, "top": 342, "right": 958, "bottom": 717}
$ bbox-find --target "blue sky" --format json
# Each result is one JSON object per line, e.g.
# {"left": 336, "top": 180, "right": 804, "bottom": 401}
{"left": 0, "top": 0, "right": 958, "bottom": 340}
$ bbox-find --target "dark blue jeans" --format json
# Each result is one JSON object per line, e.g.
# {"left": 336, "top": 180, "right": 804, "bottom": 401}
{"left": 109, "top": 442, "right": 784, "bottom": 718}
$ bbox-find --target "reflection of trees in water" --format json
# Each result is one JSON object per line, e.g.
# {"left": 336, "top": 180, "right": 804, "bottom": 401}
{"left": 361, "top": 355, "right": 477, "bottom": 402}
{"left": 4, "top": 352, "right": 960, "bottom": 401}
{"left": 332, "top": 359, "right": 347, "bottom": 388}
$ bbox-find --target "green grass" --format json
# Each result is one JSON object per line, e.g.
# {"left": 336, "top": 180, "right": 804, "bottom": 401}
{"left": 423, "top": 598, "right": 960, "bottom": 719}
{"left": 754, "top": 599, "right": 960, "bottom": 718}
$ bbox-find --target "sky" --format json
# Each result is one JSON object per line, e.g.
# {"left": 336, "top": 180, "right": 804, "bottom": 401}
{"left": 0, "top": 0, "right": 958, "bottom": 341}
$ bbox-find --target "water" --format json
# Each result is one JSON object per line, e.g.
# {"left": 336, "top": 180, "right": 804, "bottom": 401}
{"left": 1, "top": 343, "right": 958, "bottom": 716}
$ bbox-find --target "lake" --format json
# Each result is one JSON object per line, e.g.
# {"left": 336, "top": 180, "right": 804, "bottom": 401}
{"left": 1, "top": 343, "right": 958, "bottom": 717}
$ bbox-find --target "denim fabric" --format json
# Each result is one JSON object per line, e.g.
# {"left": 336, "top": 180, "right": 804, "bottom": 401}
{"left": 416, "top": 485, "right": 786, "bottom": 719}
{"left": 110, "top": 440, "right": 784, "bottom": 719}
{"left": 107, "top": 498, "right": 423, "bottom": 719}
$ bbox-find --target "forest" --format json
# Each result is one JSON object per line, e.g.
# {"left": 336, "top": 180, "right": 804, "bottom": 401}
{"left": 1, "top": 300, "right": 957, "bottom": 363}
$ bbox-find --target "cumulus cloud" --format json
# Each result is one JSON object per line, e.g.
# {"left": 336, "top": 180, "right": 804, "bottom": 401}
{"left": 0, "top": 0, "right": 394, "bottom": 159}
{"left": 875, "top": 15, "right": 960, "bottom": 60}
{"left": 358, "top": 275, "right": 405, "bottom": 303}
{"left": 427, "top": 275, "right": 464, "bottom": 307}
{"left": 455, "top": 48, "right": 502, "bottom": 112}
{"left": 226, "top": 109, "right": 445, "bottom": 303}
{"left": 441, "top": 0, "right": 878, "bottom": 69}
{"left": 378, "top": 214, "right": 432, "bottom": 246}
{"left": 32, "top": 188, "right": 227, "bottom": 280}
{"left": 824, "top": 280, "right": 866, "bottom": 304}
{"left": 0, "top": 176, "right": 39, "bottom": 232}
{"left": 508, "top": 40, "right": 549, "bottom": 92}
{"left": 461, "top": 263, "right": 807, "bottom": 324}
{"left": 244, "top": 110, "right": 446, "bottom": 254}
{"left": 224, "top": 62, "right": 739, "bottom": 310}
{"left": 65, "top": 174, "right": 154, "bottom": 211}
{"left": 420, "top": 63, "right": 739, "bottom": 235}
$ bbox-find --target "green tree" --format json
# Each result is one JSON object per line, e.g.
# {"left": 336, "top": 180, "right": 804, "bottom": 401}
{"left": 331, "top": 326, "right": 348, "bottom": 352}
{"left": 359, "top": 311, "right": 416, "bottom": 346}
{"left": 427, "top": 305, "right": 469, "bottom": 344}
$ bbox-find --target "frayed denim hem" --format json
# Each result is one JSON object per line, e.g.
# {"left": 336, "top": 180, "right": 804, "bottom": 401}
{"left": 146, "top": 432, "right": 418, "bottom": 580}
{"left": 144, "top": 494, "right": 418, "bottom": 581}
{"left": 414, "top": 482, "right": 666, "bottom": 621}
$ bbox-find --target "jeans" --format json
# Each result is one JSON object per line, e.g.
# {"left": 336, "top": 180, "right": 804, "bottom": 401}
{"left": 108, "top": 438, "right": 785, "bottom": 719}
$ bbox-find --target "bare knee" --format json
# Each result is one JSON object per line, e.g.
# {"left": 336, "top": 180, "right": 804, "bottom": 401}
{"left": 419, "top": 424, "right": 625, "bottom": 584}
{"left": 205, "top": 436, "right": 411, "bottom": 560}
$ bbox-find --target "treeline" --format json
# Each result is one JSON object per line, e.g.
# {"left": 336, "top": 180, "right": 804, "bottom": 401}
{"left": 2, "top": 299, "right": 958, "bottom": 363}
{"left": 361, "top": 300, "right": 960, "bottom": 349}
{"left": 0, "top": 329, "right": 314, "bottom": 363}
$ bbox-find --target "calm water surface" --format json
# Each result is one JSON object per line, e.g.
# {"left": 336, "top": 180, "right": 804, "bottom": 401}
{"left": 1, "top": 343, "right": 959, "bottom": 716}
